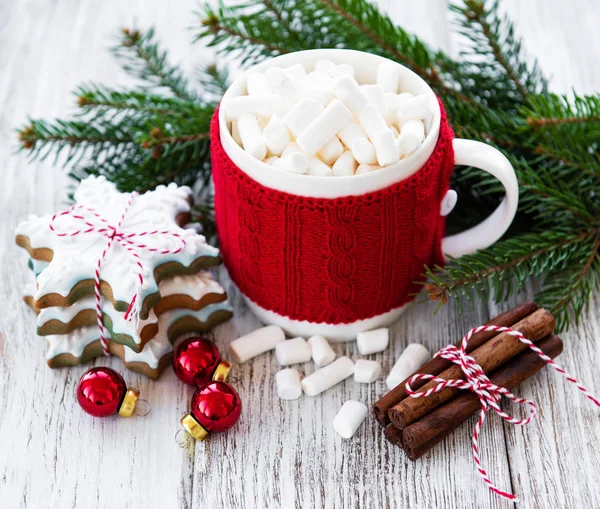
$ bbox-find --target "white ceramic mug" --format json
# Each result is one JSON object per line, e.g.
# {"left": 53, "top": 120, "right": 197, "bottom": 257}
{"left": 213, "top": 49, "right": 518, "bottom": 341}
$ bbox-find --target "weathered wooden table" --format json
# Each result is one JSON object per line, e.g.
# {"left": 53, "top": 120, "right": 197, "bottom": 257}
{"left": 1, "top": 1, "right": 599, "bottom": 507}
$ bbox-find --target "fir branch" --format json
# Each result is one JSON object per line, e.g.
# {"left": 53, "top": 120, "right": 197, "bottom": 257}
{"left": 113, "top": 28, "right": 198, "bottom": 101}
{"left": 523, "top": 93, "right": 600, "bottom": 128}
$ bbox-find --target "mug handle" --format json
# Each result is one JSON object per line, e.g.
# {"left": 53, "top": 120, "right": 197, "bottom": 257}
{"left": 441, "top": 139, "right": 519, "bottom": 258}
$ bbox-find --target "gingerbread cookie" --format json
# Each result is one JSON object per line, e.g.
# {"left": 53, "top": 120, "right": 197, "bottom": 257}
{"left": 15, "top": 176, "right": 220, "bottom": 319}
{"left": 45, "top": 302, "right": 233, "bottom": 379}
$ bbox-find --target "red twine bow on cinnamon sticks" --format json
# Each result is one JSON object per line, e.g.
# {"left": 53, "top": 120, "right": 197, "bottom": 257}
{"left": 49, "top": 192, "right": 187, "bottom": 356}
{"left": 405, "top": 325, "right": 600, "bottom": 502}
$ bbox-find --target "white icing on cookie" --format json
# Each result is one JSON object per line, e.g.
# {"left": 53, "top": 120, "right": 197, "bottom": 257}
{"left": 123, "top": 302, "right": 232, "bottom": 368}
{"left": 15, "top": 176, "right": 220, "bottom": 309}
{"left": 158, "top": 272, "right": 225, "bottom": 300}
{"left": 37, "top": 296, "right": 158, "bottom": 344}
{"left": 46, "top": 326, "right": 101, "bottom": 360}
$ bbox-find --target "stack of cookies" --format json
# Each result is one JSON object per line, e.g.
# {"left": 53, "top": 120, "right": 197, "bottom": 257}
{"left": 16, "top": 176, "right": 233, "bottom": 379}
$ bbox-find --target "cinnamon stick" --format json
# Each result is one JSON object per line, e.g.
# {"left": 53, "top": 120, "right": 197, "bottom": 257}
{"left": 374, "top": 301, "right": 538, "bottom": 426}
{"left": 388, "top": 308, "right": 555, "bottom": 429}
{"left": 400, "top": 334, "right": 563, "bottom": 460}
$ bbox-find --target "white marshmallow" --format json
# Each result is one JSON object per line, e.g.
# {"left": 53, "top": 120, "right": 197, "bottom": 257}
{"left": 333, "top": 76, "right": 367, "bottom": 114}
{"left": 237, "top": 114, "right": 267, "bottom": 160}
{"left": 337, "top": 120, "right": 368, "bottom": 148}
{"left": 376, "top": 61, "right": 401, "bottom": 94}
{"left": 296, "top": 99, "right": 352, "bottom": 156}
{"left": 276, "top": 337, "right": 312, "bottom": 366}
{"left": 258, "top": 117, "right": 269, "bottom": 131}
{"left": 276, "top": 368, "right": 302, "bottom": 400}
{"left": 272, "top": 153, "right": 308, "bottom": 174}
{"left": 263, "top": 123, "right": 290, "bottom": 156}
{"left": 334, "top": 63, "right": 355, "bottom": 78}
{"left": 354, "top": 359, "right": 382, "bottom": 383}
{"left": 397, "top": 93, "right": 430, "bottom": 121}
{"left": 266, "top": 156, "right": 279, "bottom": 165}
{"left": 303, "top": 71, "right": 335, "bottom": 89}
{"left": 282, "top": 98, "right": 324, "bottom": 137}
{"left": 332, "top": 150, "right": 357, "bottom": 177}
{"left": 317, "top": 137, "right": 344, "bottom": 165}
{"left": 307, "top": 157, "right": 333, "bottom": 177}
{"left": 246, "top": 72, "right": 272, "bottom": 96}
{"left": 397, "top": 120, "right": 425, "bottom": 156}
{"left": 265, "top": 67, "right": 299, "bottom": 103}
{"left": 355, "top": 164, "right": 380, "bottom": 175}
{"left": 308, "top": 335, "right": 336, "bottom": 367}
{"left": 362, "top": 84, "right": 388, "bottom": 117}
{"left": 356, "top": 328, "right": 389, "bottom": 355}
{"left": 229, "top": 325, "right": 285, "bottom": 363}
{"left": 281, "top": 142, "right": 304, "bottom": 157}
{"left": 301, "top": 356, "right": 355, "bottom": 396}
{"left": 231, "top": 120, "right": 242, "bottom": 145}
{"left": 224, "top": 95, "right": 284, "bottom": 120}
{"left": 285, "top": 64, "right": 307, "bottom": 80}
{"left": 389, "top": 125, "right": 400, "bottom": 138}
{"left": 333, "top": 400, "right": 368, "bottom": 439}
{"left": 358, "top": 104, "right": 388, "bottom": 141}
{"left": 297, "top": 72, "right": 335, "bottom": 106}
{"left": 314, "top": 60, "right": 337, "bottom": 76}
{"left": 351, "top": 138, "right": 378, "bottom": 165}
{"left": 372, "top": 130, "right": 400, "bottom": 166}
{"left": 386, "top": 343, "right": 430, "bottom": 390}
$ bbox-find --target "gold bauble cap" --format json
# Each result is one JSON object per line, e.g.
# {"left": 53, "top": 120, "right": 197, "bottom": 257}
{"left": 212, "top": 360, "right": 232, "bottom": 382}
{"left": 118, "top": 388, "right": 140, "bottom": 418}
{"left": 181, "top": 413, "right": 209, "bottom": 441}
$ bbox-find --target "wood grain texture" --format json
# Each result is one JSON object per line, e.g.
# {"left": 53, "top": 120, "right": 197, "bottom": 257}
{"left": 0, "top": 0, "right": 599, "bottom": 508}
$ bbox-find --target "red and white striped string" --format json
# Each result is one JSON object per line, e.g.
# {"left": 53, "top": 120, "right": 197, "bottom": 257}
{"left": 49, "top": 192, "right": 187, "bottom": 355}
{"left": 405, "top": 324, "right": 600, "bottom": 502}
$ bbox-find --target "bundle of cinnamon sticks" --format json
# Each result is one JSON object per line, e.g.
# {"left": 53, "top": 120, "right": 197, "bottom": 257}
{"left": 374, "top": 302, "right": 563, "bottom": 460}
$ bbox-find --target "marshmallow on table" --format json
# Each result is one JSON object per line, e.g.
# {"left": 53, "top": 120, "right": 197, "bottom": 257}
{"left": 333, "top": 75, "right": 367, "bottom": 114}
{"left": 297, "top": 99, "right": 353, "bottom": 156}
{"left": 263, "top": 123, "right": 290, "bottom": 156}
{"left": 276, "top": 337, "right": 312, "bottom": 366}
{"left": 318, "top": 137, "right": 344, "bottom": 165}
{"left": 372, "top": 130, "right": 400, "bottom": 166}
{"left": 307, "top": 157, "right": 333, "bottom": 177}
{"left": 386, "top": 343, "right": 430, "bottom": 390}
{"left": 397, "top": 120, "right": 425, "bottom": 156}
{"left": 276, "top": 368, "right": 302, "bottom": 400}
{"left": 352, "top": 138, "right": 378, "bottom": 165}
{"left": 377, "top": 61, "right": 401, "bottom": 94}
{"left": 332, "top": 150, "right": 357, "bottom": 177}
{"left": 238, "top": 114, "right": 267, "bottom": 160}
{"left": 282, "top": 98, "right": 324, "bottom": 137}
{"left": 354, "top": 359, "right": 382, "bottom": 383}
{"left": 357, "top": 327, "right": 389, "bottom": 355}
{"left": 224, "top": 95, "right": 284, "bottom": 120}
{"left": 246, "top": 72, "right": 272, "bottom": 96}
{"left": 308, "top": 335, "right": 336, "bottom": 367}
{"left": 333, "top": 400, "right": 368, "bottom": 439}
{"left": 229, "top": 325, "right": 286, "bottom": 363}
{"left": 355, "top": 164, "right": 381, "bottom": 175}
{"left": 301, "top": 356, "right": 355, "bottom": 396}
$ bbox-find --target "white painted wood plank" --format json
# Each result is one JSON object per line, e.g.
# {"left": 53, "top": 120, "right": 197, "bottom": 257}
{"left": 490, "top": 1, "right": 600, "bottom": 506}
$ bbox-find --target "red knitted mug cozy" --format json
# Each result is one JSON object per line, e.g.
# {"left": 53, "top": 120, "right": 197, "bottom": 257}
{"left": 211, "top": 100, "right": 455, "bottom": 325}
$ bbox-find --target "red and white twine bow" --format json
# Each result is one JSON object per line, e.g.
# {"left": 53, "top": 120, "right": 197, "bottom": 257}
{"left": 49, "top": 192, "right": 187, "bottom": 355}
{"left": 405, "top": 325, "right": 600, "bottom": 502}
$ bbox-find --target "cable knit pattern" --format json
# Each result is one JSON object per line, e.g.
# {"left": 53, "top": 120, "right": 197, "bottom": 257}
{"left": 211, "top": 99, "right": 455, "bottom": 324}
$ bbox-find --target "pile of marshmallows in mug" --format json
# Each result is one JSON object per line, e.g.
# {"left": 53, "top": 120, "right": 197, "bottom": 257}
{"left": 223, "top": 59, "right": 434, "bottom": 176}
{"left": 230, "top": 326, "right": 430, "bottom": 439}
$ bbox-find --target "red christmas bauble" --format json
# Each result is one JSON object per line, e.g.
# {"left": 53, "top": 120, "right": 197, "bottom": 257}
{"left": 181, "top": 381, "right": 241, "bottom": 439}
{"left": 77, "top": 367, "right": 127, "bottom": 417}
{"left": 173, "top": 337, "right": 232, "bottom": 386}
